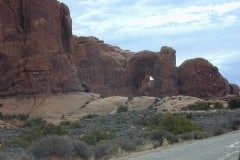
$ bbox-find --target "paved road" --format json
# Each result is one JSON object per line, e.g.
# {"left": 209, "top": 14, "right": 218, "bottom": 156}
{"left": 116, "top": 130, "right": 240, "bottom": 160}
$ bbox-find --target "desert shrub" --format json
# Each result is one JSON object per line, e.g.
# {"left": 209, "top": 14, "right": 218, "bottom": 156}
{"left": 213, "top": 102, "right": 224, "bottom": 109}
{"left": 2, "top": 123, "right": 66, "bottom": 148}
{"left": 147, "top": 129, "right": 178, "bottom": 144}
{"left": 179, "top": 132, "right": 195, "bottom": 140}
{"left": 180, "top": 131, "right": 210, "bottom": 140}
{"left": 0, "top": 148, "right": 35, "bottom": 160}
{"left": 160, "top": 113, "right": 200, "bottom": 135}
{"left": 185, "top": 102, "right": 211, "bottom": 111}
{"left": 116, "top": 116, "right": 127, "bottom": 124}
{"left": 136, "top": 113, "right": 161, "bottom": 129}
{"left": 80, "top": 131, "right": 115, "bottom": 146}
{"left": 69, "top": 122, "right": 81, "bottom": 129}
{"left": 1, "top": 138, "right": 29, "bottom": 149}
{"left": 0, "top": 103, "right": 3, "bottom": 108}
{"left": 23, "top": 118, "right": 47, "bottom": 128}
{"left": 73, "top": 140, "right": 92, "bottom": 160}
{"left": 60, "top": 120, "right": 71, "bottom": 126}
{"left": 82, "top": 114, "right": 99, "bottom": 119}
{"left": 115, "top": 138, "right": 137, "bottom": 152}
{"left": 0, "top": 114, "right": 28, "bottom": 121}
{"left": 20, "top": 124, "right": 66, "bottom": 142}
{"left": 29, "top": 135, "right": 74, "bottom": 158}
{"left": 93, "top": 142, "right": 118, "bottom": 159}
{"left": 60, "top": 121, "right": 81, "bottom": 129}
{"left": 228, "top": 98, "right": 240, "bottom": 109}
{"left": 116, "top": 105, "right": 128, "bottom": 113}
{"left": 185, "top": 113, "right": 193, "bottom": 119}
{"left": 213, "top": 128, "right": 226, "bottom": 136}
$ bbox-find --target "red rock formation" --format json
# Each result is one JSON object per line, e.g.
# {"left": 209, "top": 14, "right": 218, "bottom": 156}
{"left": 125, "top": 47, "right": 178, "bottom": 97}
{"left": 0, "top": 0, "right": 82, "bottom": 96}
{"left": 72, "top": 36, "right": 132, "bottom": 96}
{"left": 177, "top": 58, "right": 230, "bottom": 98}
{"left": 125, "top": 51, "right": 162, "bottom": 96}
{"left": 229, "top": 84, "right": 240, "bottom": 96}
{"left": 158, "top": 46, "right": 178, "bottom": 97}
{"left": 0, "top": 0, "right": 236, "bottom": 98}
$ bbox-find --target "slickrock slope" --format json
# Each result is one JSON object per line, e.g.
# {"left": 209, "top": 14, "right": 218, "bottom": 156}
{"left": 0, "top": 93, "right": 208, "bottom": 124}
{"left": 0, "top": 0, "right": 238, "bottom": 98}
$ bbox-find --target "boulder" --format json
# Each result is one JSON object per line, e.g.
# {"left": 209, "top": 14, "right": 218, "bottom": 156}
{"left": 177, "top": 58, "right": 230, "bottom": 98}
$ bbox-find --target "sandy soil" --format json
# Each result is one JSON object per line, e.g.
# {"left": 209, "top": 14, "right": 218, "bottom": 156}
{"left": 1, "top": 92, "right": 224, "bottom": 125}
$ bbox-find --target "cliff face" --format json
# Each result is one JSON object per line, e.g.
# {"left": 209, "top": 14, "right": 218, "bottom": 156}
{"left": 71, "top": 36, "right": 132, "bottom": 96}
{"left": 0, "top": 0, "right": 238, "bottom": 98}
{"left": 0, "top": 0, "right": 83, "bottom": 96}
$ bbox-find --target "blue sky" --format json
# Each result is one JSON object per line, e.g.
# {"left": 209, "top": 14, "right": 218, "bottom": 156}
{"left": 59, "top": 0, "right": 240, "bottom": 85}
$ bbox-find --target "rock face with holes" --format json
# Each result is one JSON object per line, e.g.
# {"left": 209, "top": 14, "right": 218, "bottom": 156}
{"left": 71, "top": 36, "right": 132, "bottom": 96}
{"left": 125, "top": 46, "right": 178, "bottom": 97}
{"left": 177, "top": 58, "right": 230, "bottom": 98}
{"left": 0, "top": 0, "right": 83, "bottom": 96}
{"left": 125, "top": 51, "right": 161, "bottom": 96}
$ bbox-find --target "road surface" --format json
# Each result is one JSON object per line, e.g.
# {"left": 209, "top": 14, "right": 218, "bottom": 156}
{"left": 115, "top": 130, "right": 240, "bottom": 160}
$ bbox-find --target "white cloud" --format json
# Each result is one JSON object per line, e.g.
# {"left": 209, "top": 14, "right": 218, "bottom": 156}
{"left": 68, "top": 0, "right": 240, "bottom": 41}
{"left": 59, "top": 0, "right": 240, "bottom": 85}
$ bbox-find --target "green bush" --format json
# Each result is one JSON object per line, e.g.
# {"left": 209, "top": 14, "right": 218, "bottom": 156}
{"left": 59, "top": 120, "right": 81, "bottom": 129}
{"left": 228, "top": 98, "right": 240, "bottom": 109}
{"left": 2, "top": 122, "right": 66, "bottom": 148}
{"left": 136, "top": 113, "right": 161, "bottom": 129}
{"left": 185, "top": 102, "right": 211, "bottom": 111}
{"left": 1, "top": 138, "right": 29, "bottom": 149}
{"left": 80, "top": 131, "right": 115, "bottom": 146}
{"left": 23, "top": 118, "right": 47, "bottom": 127}
{"left": 160, "top": 113, "right": 200, "bottom": 135}
{"left": 69, "top": 122, "right": 81, "bottom": 129}
{"left": 116, "top": 105, "right": 128, "bottom": 113}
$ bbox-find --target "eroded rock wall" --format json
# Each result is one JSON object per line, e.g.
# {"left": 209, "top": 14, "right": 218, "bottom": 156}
{"left": 0, "top": 0, "right": 238, "bottom": 98}
{"left": 0, "top": 0, "right": 82, "bottom": 96}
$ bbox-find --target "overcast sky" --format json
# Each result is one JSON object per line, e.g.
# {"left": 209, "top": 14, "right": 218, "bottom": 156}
{"left": 59, "top": 0, "right": 240, "bottom": 85}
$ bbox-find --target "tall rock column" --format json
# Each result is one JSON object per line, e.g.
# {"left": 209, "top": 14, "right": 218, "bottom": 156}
{"left": 158, "top": 46, "right": 178, "bottom": 97}
{"left": 0, "top": 0, "right": 82, "bottom": 96}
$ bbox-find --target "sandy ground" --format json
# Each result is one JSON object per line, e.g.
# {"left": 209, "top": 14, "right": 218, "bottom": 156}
{"left": 0, "top": 92, "right": 225, "bottom": 125}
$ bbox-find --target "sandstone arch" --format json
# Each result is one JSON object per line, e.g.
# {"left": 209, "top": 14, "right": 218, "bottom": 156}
{"left": 126, "top": 51, "right": 161, "bottom": 96}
